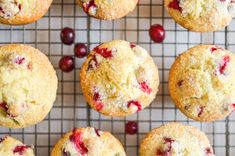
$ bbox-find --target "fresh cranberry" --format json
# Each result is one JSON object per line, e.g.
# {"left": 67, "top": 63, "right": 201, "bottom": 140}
{"left": 210, "top": 46, "right": 223, "bottom": 53}
{"left": 87, "top": 55, "right": 98, "bottom": 71}
{"left": 163, "top": 137, "right": 175, "bottom": 144}
{"left": 127, "top": 100, "right": 142, "bottom": 112}
{"left": 211, "top": 47, "right": 217, "bottom": 53}
{"left": 130, "top": 43, "right": 136, "bottom": 48}
{"left": 70, "top": 129, "right": 88, "bottom": 155}
{"left": 0, "top": 137, "right": 5, "bottom": 144}
{"left": 177, "top": 80, "right": 183, "bottom": 87}
{"left": 139, "top": 81, "right": 152, "bottom": 94}
{"left": 94, "top": 128, "right": 100, "bottom": 137}
{"left": 232, "top": 104, "right": 235, "bottom": 111}
{"left": 14, "top": 56, "right": 25, "bottom": 65}
{"left": 125, "top": 121, "right": 138, "bottom": 135}
{"left": 82, "top": 0, "right": 97, "bottom": 13}
{"left": 13, "top": 145, "right": 30, "bottom": 155}
{"left": 205, "top": 147, "right": 213, "bottom": 154}
{"left": 0, "top": 7, "right": 5, "bottom": 14}
{"left": 197, "top": 106, "right": 205, "bottom": 117}
{"left": 0, "top": 102, "right": 7, "bottom": 111}
{"left": 18, "top": 4, "right": 22, "bottom": 10}
{"left": 94, "top": 46, "right": 113, "bottom": 58}
{"left": 156, "top": 149, "right": 171, "bottom": 156}
{"left": 95, "top": 102, "right": 104, "bottom": 111}
{"left": 63, "top": 149, "right": 71, "bottom": 156}
{"left": 59, "top": 56, "right": 75, "bottom": 73}
{"left": 60, "top": 27, "right": 75, "bottom": 45}
{"left": 93, "top": 91, "right": 104, "bottom": 111}
{"left": 74, "top": 43, "right": 87, "bottom": 58}
{"left": 93, "top": 91, "right": 101, "bottom": 101}
{"left": 219, "top": 56, "right": 230, "bottom": 75}
{"left": 168, "top": 0, "right": 182, "bottom": 12}
{"left": 0, "top": 102, "right": 18, "bottom": 118}
{"left": 156, "top": 137, "right": 175, "bottom": 156}
{"left": 149, "top": 24, "right": 165, "bottom": 43}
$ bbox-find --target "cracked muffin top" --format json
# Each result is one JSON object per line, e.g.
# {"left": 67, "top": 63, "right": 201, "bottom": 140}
{"left": 0, "top": 44, "right": 57, "bottom": 128}
{"left": 51, "top": 127, "right": 126, "bottom": 156}
{"left": 0, "top": 136, "right": 34, "bottom": 156}
{"left": 140, "top": 122, "right": 215, "bottom": 156}
{"left": 165, "top": 0, "right": 235, "bottom": 32}
{"left": 169, "top": 45, "right": 235, "bottom": 121}
{"left": 0, "top": 0, "right": 53, "bottom": 25}
{"left": 80, "top": 40, "right": 159, "bottom": 117}
{"left": 76, "top": 0, "right": 138, "bottom": 20}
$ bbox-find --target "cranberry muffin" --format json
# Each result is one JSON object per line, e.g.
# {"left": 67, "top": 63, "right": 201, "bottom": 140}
{"left": 80, "top": 40, "right": 159, "bottom": 117}
{"left": 140, "top": 122, "right": 215, "bottom": 156}
{"left": 0, "top": 44, "right": 58, "bottom": 128}
{"left": 51, "top": 127, "right": 126, "bottom": 156}
{"left": 165, "top": 0, "right": 235, "bottom": 32}
{"left": 0, "top": 0, "right": 53, "bottom": 25}
{"left": 169, "top": 45, "right": 235, "bottom": 121}
{"left": 77, "top": 0, "right": 138, "bottom": 20}
{"left": 0, "top": 136, "right": 34, "bottom": 156}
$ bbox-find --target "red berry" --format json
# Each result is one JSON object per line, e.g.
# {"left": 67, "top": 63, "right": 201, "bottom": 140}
{"left": 232, "top": 104, "right": 235, "bottom": 111}
{"left": 197, "top": 106, "right": 205, "bottom": 117}
{"left": 94, "top": 46, "right": 113, "bottom": 58}
{"left": 70, "top": 130, "right": 88, "bottom": 155}
{"left": 13, "top": 145, "right": 30, "bottom": 155}
{"left": 149, "top": 24, "right": 165, "bottom": 43}
{"left": 0, "top": 102, "right": 7, "bottom": 111}
{"left": 60, "top": 27, "right": 75, "bottom": 45}
{"left": 163, "top": 137, "right": 175, "bottom": 144}
{"left": 74, "top": 43, "right": 87, "bottom": 58}
{"left": 93, "top": 91, "right": 104, "bottom": 111}
{"left": 94, "top": 128, "right": 101, "bottom": 137}
{"left": 125, "top": 121, "right": 138, "bottom": 135}
{"left": 130, "top": 42, "right": 136, "bottom": 48}
{"left": 14, "top": 56, "right": 25, "bottom": 65}
{"left": 177, "top": 80, "right": 183, "bottom": 87}
{"left": 139, "top": 81, "right": 152, "bottom": 94}
{"left": 219, "top": 55, "right": 230, "bottom": 75}
{"left": 59, "top": 56, "right": 75, "bottom": 73}
{"left": 82, "top": 0, "right": 97, "bottom": 13}
{"left": 127, "top": 100, "right": 142, "bottom": 112}
{"left": 0, "top": 137, "right": 6, "bottom": 144}
{"left": 63, "top": 149, "right": 71, "bottom": 156}
{"left": 168, "top": 0, "right": 182, "bottom": 12}
{"left": 205, "top": 147, "right": 213, "bottom": 154}
{"left": 156, "top": 137, "right": 175, "bottom": 156}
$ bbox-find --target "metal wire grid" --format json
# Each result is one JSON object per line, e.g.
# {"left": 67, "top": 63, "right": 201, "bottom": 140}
{"left": 0, "top": 0, "right": 235, "bottom": 155}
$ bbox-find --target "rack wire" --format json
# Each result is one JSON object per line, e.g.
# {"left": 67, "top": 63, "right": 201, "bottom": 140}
{"left": 0, "top": 0, "right": 235, "bottom": 155}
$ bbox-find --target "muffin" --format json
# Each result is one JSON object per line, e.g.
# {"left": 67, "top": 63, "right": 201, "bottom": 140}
{"left": 77, "top": 0, "right": 138, "bottom": 20}
{"left": 164, "top": 0, "right": 235, "bottom": 32}
{"left": 169, "top": 45, "right": 235, "bottom": 121}
{"left": 0, "top": 44, "right": 58, "bottom": 128}
{"left": 80, "top": 40, "right": 159, "bottom": 117}
{"left": 0, "top": 136, "right": 34, "bottom": 156}
{"left": 0, "top": 0, "right": 53, "bottom": 25}
{"left": 51, "top": 127, "right": 126, "bottom": 156}
{"left": 140, "top": 122, "right": 215, "bottom": 156}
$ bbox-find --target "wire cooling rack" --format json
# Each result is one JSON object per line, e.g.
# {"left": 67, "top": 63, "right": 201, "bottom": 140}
{"left": 0, "top": 0, "right": 235, "bottom": 155}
